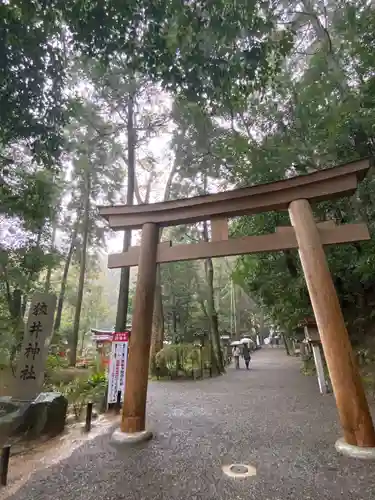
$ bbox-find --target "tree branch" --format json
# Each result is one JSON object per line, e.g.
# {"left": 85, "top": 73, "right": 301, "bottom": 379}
{"left": 133, "top": 175, "right": 144, "bottom": 204}
{"left": 144, "top": 170, "right": 156, "bottom": 204}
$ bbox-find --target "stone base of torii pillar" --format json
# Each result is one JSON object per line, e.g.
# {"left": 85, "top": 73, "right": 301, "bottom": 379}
{"left": 110, "top": 428, "right": 153, "bottom": 446}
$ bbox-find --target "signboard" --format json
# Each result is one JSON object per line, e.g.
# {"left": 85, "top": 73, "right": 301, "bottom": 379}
{"left": 14, "top": 292, "right": 57, "bottom": 401}
{"left": 107, "top": 331, "right": 129, "bottom": 404}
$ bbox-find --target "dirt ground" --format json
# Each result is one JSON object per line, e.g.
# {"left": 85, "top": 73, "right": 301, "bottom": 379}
{"left": 2, "top": 414, "right": 119, "bottom": 499}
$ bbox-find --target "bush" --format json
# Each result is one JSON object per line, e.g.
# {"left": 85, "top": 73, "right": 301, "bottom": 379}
{"left": 44, "top": 367, "right": 108, "bottom": 420}
{"left": 300, "top": 356, "right": 315, "bottom": 376}
{"left": 362, "top": 374, "right": 375, "bottom": 399}
{"left": 155, "top": 343, "right": 211, "bottom": 379}
{"left": 88, "top": 371, "right": 107, "bottom": 387}
{"left": 58, "top": 373, "right": 107, "bottom": 420}
{"left": 156, "top": 345, "right": 177, "bottom": 372}
{"left": 184, "top": 345, "right": 200, "bottom": 368}
{"left": 44, "top": 353, "right": 71, "bottom": 385}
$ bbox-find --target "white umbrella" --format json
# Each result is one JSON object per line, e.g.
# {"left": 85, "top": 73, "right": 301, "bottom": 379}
{"left": 230, "top": 341, "right": 241, "bottom": 346}
{"left": 240, "top": 338, "right": 254, "bottom": 344}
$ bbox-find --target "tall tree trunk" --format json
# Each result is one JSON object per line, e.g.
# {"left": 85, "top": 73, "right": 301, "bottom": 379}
{"left": 44, "top": 222, "right": 57, "bottom": 293}
{"left": 149, "top": 266, "right": 164, "bottom": 374}
{"left": 282, "top": 333, "right": 291, "bottom": 356}
{"left": 9, "top": 225, "right": 46, "bottom": 363}
{"left": 115, "top": 232, "right": 132, "bottom": 332}
{"left": 79, "top": 328, "right": 87, "bottom": 357}
{"left": 233, "top": 284, "right": 241, "bottom": 339}
{"left": 202, "top": 221, "right": 225, "bottom": 374}
{"left": 205, "top": 257, "right": 225, "bottom": 373}
{"left": 69, "top": 170, "right": 91, "bottom": 366}
{"left": 148, "top": 164, "right": 178, "bottom": 365}
{"left": 196, "top": 294, "right": 220, "bottom": 375}
{"left": 172, "top": 292, "right": 177, "bottom": 343}
{"left": 258, "top": 311, "right": 266, "bottom": 344}
{"left": 24, "top": 226, "right": 43, "bottom": 301}
{"left": 53, "top": 224, "right": 78, "bottom": 335}
{"left": 115, "top": 90, "right": 136, "bottom": 332}
{"left": 200, "top": 174, "right": 224, "bottom": 374}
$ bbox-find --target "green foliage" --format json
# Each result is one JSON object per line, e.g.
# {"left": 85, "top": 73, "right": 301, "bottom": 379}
{"left": 0, "top": 1, "right": 66, "bottom": 167}
{"left": 162, "top": 260, "right": 206, "bottom": 342}
{"left": 300, "top": 357, "right": 316, "bottom": 377}
{"left": 1, "top": 0, "right": 293, "bottom": 369}
{"left": 155, "top": 345, "right": 177, "bottom": 372}
{"left": 3, "top": 0, "right": 375, "bottom": 380}
{"left": 155, "top": 343, "right": 211, "bottom": 379}
{"left": 210, "top": 2, "right": 375, "bottom": 341}
{"left": 46, "top": 353, "right": 68, "bottom": 372}
{"left": 64, "top": 0, "right": 293, "bottom": 109}
{"left": 51, "top": 261, "right": 116, "bottom": 352}
{"left": 88, "top": 371, "right": 107, "bottom": 387}
{"left": 63, "top": 378, "right": 100, "bottom": 420}
{"left": 46, "top": 370, "right": 107, "bottom": 420}
{"left": 44, "top": 355, "right": 71, "bottom": 387}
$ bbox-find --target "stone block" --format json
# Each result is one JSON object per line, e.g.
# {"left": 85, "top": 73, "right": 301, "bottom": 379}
{"left": 1, "top": 392, "right": 68, "bottom": 441}
{"left": 24, "top": 392, "right": 68, "bottom": 437}
{"left": 0, "top": 397, "right": 29, "bottom": 445}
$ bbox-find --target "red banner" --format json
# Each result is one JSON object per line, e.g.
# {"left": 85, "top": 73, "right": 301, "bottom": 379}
{"left": 112, "top": 331, "right": 130, "bottom": 342}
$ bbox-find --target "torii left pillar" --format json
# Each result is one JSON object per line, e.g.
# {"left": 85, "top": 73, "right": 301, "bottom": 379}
{"left": 112, "top": 222, "right": 158, "bottom": 443}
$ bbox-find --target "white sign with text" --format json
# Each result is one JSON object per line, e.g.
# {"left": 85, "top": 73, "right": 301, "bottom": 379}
{"left": 107, "top": 331, "right": 129, "bottom": 404}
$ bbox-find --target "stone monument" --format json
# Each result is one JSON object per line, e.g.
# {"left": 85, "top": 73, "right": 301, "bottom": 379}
{"left": 13, "top": 292, "right": 57, "bottom": 401}
{"left": 0, "top": 292, "right": 68, "bottom": 442}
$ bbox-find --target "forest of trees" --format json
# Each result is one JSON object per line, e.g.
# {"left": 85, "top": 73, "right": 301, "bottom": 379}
{"left": 1, "top": 0, "right": 375, "bottom": 374}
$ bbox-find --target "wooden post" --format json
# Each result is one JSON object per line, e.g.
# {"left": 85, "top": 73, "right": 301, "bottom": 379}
{"left": 85, "top": 402, "right": 93, "bottom": 432}
{"left": 289, "top": 199, "right": 375, "bottom": 447}
{"left": 121, "top": 222, "right": 159, "bottom": 433}
{"left": 211, "top": 217, "right": 229, "bottom": 241}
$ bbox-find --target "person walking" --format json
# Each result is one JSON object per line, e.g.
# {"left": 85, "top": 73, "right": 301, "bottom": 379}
{"left": 243, "top": 343, "right": 251, "bottom": 370}
{"left": 233, "top": 345, "right": 241, "bottom": 369}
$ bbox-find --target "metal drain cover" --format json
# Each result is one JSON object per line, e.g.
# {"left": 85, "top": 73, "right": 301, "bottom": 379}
{"left": 230, "top": 465, "right": 249, "bottom": 474}
{"left": 222, "top": 463, "right": 257, "bottom": 478}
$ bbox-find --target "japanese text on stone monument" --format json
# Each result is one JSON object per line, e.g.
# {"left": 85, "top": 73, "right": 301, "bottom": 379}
{"left": 14, "top": 292, "right": 57, "bottom": 401}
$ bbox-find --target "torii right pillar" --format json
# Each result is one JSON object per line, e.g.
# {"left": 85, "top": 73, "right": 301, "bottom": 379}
{"left": 289, "top": 199, "right": 375, "bottom": 448}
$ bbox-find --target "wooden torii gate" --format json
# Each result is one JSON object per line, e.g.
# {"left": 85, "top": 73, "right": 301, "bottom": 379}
{"left": 99, "top": 158, "right": 375, "bottom": 448}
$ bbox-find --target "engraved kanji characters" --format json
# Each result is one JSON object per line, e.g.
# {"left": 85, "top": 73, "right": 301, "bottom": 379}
{"left": 20, "top": 364, "right": 36, "bottom": 380}
{"left": 24, "top": 342, "right": 40, "bottom": 361}
{"left": 32, "top": 301, "right": 48, "bottom": 316}
{"left": 29, "top": 320, "right": 43, "bottom": 339}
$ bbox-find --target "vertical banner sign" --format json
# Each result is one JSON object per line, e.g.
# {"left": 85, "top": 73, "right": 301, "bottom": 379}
{"left": 14, "top": 292, "right": 57, "bottom": 401}
{"left": 107, "top": 332, "right": 129, "bottom": 404}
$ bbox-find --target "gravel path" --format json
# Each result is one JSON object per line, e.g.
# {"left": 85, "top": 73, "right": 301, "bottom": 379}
{"left": 6, "top": 349, "right": 375, "bottom": 500}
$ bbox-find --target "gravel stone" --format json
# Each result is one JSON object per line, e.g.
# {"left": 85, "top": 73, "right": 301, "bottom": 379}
{"left": 7, "top": 349, "right": 375, "bottom": 500}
